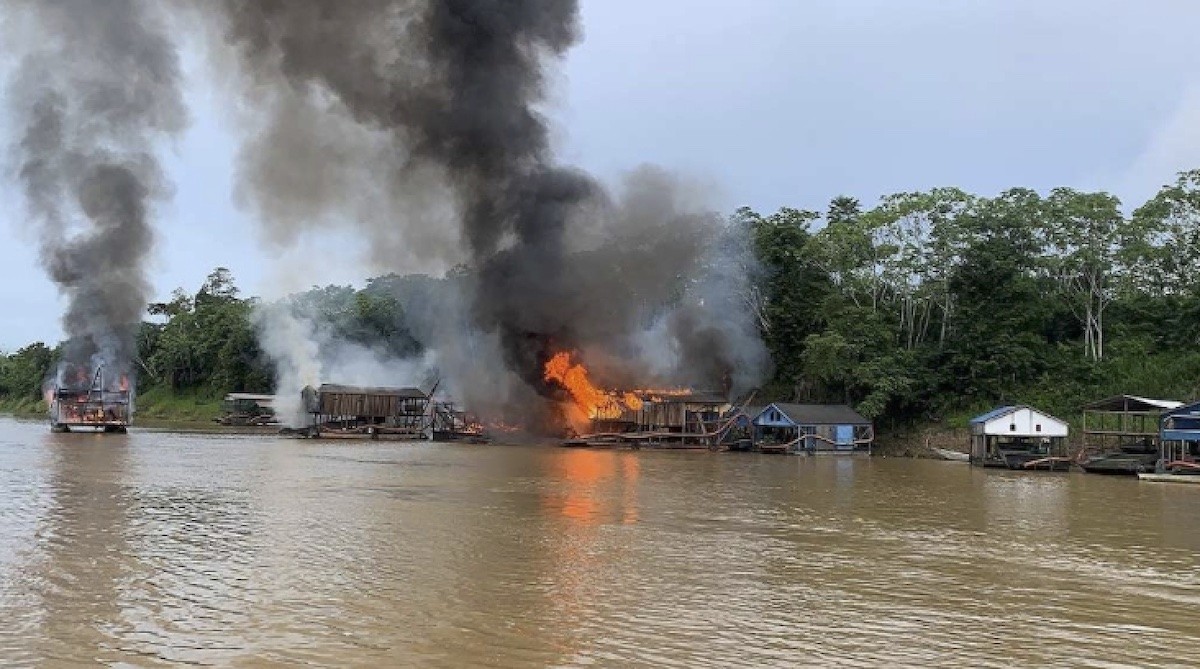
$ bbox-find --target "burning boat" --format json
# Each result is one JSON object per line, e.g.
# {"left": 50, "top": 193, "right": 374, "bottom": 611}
{"left": 48, "top": 365, "right": 133, "bottom": 433}
{"left": 544, "top": 351, "right": 744, "bottom": 449}
{"left": 431, "top": 401, "right": 490, "bottom": 443}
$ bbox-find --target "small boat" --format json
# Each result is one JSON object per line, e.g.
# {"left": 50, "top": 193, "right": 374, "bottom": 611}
{"left": 1078, "top": 441, "right": 1159, "bottom": 475}
{"left": 933, "top": 447, "right": 970, "bottom": 462}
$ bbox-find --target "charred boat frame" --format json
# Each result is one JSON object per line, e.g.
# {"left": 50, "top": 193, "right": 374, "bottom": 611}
{"left": 49, "top": 366, "right": 132, "bottom": 433}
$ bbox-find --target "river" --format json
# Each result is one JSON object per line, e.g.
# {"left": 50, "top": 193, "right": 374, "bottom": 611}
{"left": 0, "top": 417, "right": 1197, "bottom": 667}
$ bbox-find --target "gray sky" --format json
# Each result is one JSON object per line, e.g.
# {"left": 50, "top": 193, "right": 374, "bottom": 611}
{"left": 4, "top": 0, "right": 1200, "bottom": 350}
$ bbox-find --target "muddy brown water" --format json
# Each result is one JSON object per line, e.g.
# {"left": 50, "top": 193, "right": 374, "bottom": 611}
{"left": 1, "top": 417, "right": 1198, "bottom": 667}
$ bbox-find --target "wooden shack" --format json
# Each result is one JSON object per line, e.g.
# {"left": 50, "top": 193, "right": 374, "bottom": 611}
{"left": 969, "top": 405, "right": 1069, "bottom": 470}
{"left": 301, "top": 384, "right": 430, "bottom": 438}
{"left": 751, "top": 403, "right": 873, "bottom": 455}
{"left": 1153, "top": 400, "right": 1200, "bottom": 477}
{"left": 633, "top": 394, "right": 729, "bottom": 434}
{"left": 564, "top": 392, "right": 735, "bottom": 449}
{"left": 1082, "top": 395, "right": 1182, "bottom": 449}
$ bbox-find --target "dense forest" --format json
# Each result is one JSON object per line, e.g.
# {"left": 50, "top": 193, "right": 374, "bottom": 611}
{"left": 3, "top": 170, "right": 1199, "bottom": 428}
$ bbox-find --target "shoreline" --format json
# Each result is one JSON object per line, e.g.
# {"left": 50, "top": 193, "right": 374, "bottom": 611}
{"left": 0, "top": 399, "right": 972, "bottom": 458}
{"left": 0, "top": 410, "right": 956, "bottom": 457}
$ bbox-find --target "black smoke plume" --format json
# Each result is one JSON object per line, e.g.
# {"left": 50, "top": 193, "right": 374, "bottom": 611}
{"left": 203, "top": 1, "right": 767, "bottom": 421}
{"left": 5, "top": 0, "right": 186, "bottom": 392}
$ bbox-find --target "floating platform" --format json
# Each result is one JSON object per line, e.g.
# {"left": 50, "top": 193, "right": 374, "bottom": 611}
{"left": 976, "top": 452, "right": 1073, "bottom": 471}
{"left": 432, "top": 431, "right": 491, "bottom": 444}
{"left": 1137, "top": 472, "right": 1200, "bottom": 485}
{"left": 51, "top": 422, "right": 128, "bottom": 434}
{"left": 561, "top": 437, "right": 714, "bottom": 450}
{"left": 295, "top": 426, "right": 426, "bottom": 441}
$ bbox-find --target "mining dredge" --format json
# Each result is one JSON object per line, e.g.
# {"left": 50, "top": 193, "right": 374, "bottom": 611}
{"left": 49, "top": 366, "right": 132, "bottom": 433}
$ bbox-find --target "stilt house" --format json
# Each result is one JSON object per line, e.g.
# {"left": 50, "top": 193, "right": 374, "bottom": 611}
{"left": 1158, "top": 400, "right": 1200, "bottom": 472}
{"left": 752, "top": 403, "right": 873, "bottom": 454}
{"left": 969, "top": 405, "right": 1069, "bottom": 469}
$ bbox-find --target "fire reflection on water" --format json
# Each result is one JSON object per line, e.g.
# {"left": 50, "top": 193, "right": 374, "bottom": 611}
{"left": 545, "top": 449, "right": 640, "bottom": 526}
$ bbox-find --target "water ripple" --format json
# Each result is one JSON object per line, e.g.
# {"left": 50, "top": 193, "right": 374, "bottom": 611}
{"left": 0, "top": 422, "right": 1197, "bottom": 666}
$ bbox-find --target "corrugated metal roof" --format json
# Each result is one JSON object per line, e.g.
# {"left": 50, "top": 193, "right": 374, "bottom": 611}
{"left": 740, "top": 405, "right": 765, "bottom": 420}
{"left": 758, "top": 403, "right": 870, "bottom": 426}
{"left": 970, "top": 406, "right": 1019, "bottom": 424}
{"left": 318, "top": 384, "right": 428, "bottom": 399}
{"left": 645, "top": 393, "right": 728, "bottom": 405}
{"left": 1163, "top": 400, "right": 1200, "bottom": 417}
{"left": 225, "top": 393, "right": 276, "bottom": 402}
{"left": 1084, "top": 394, "right": 1183, "bottom": 411}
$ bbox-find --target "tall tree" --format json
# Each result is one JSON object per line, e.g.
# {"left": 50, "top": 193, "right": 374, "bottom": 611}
{"left": 750, "top": 207, "right": 831, "bottom": 396}
{"left": 1043, "top": 188, "right": 1125, "bottom": 360}
{"left": 1130, "top": 170, "right": 1200, "bottom": 297}
{"left": 940, "top": 190, "right": 1050, "bottom": 400}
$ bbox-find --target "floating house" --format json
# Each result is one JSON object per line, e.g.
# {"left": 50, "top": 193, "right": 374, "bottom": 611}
{"left": 1145, "top": 400, "right": 1200, "bottom": 481}
{"left": 635, "top": 394, "right": 729, "bottom": 435}
{"left": 969, "top": 405, "right": 1070, "bottom": 470}
{"left": 216, "top": 393, "right": 277, "bottom": 426}
{"left": 751, "top": 403, "right": 873, "bottom": 455}
{"left": 301, "top": 384, "right": 430, "bottom": 439}
{"left": 563, "top": 393, "right": 737, "bottom": 449}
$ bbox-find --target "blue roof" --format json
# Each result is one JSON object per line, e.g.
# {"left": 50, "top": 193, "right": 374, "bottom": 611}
{"left": 970, "top": 406, "right": 1018, "bottom": 424}
{"left": 1162, "top": 399, "right": 1200, "bottom": 419}
{"left": 1162, "top": 400, "right": 1200, "bottom": 442}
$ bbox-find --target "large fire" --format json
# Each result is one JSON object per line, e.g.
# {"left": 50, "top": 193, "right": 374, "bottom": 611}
{"left": 542, "top": 350, "right": 692, "bottom": 434}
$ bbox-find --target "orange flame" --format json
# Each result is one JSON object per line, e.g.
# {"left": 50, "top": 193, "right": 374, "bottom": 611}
{"left": 543, "top": 351, "right": 697, "bottom": 434}
{"left": 623, "top": 392, "right": 643, "bottom": 411}
{"left": 543, "top": 351, "right": 613, "bottom": 431}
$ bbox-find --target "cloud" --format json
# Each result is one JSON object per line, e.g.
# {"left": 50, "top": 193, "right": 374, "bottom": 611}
{"left": 1116, "top": 85, "right": 1200, "bottom": 204}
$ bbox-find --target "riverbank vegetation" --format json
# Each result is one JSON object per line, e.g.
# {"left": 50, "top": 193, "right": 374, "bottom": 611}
{"left": 749, "top": 171, "right": 1200, "bottom": 430}
{"left": 3, "top": 171, "right": 1198, "bottom": 429}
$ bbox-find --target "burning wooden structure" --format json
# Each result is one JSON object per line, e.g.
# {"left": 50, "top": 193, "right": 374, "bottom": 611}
{"left": 969, "top": 405, "right": 1071, "bottom": 470}
{"left": 545, "top": 350, "right": 743, "bottom": 449}
{"left": 431, "top": 401, "right": 489, "bottom": 442}
{"left": 563, "top": 391, "right": 739, "bottom": 449}
{"left": 301, "top": 384, "right": 430, "bottom": 439}
{"left": 48, "top": 366, "right": 132, "bottom": 433}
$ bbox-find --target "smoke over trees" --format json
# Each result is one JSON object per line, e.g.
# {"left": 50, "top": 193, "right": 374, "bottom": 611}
{"left": 2, "top": 0, "right": 768, "bottom": 427}
{"left": 196, "top": 0, "right": 768, "bottom": 421}
{"left": 4, "top": 0, "right": 186, "bottom": 390}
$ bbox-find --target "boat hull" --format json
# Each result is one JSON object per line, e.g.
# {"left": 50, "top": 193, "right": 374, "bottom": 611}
{"left": 1078, "top": 453, "right": 1157, "bottom": 475}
